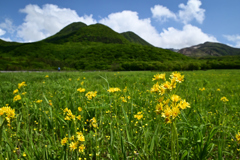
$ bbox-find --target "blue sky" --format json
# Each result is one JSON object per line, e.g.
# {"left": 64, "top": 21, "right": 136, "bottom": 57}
{"left": 0, "top": 0, "right": 240, "bottom": 49}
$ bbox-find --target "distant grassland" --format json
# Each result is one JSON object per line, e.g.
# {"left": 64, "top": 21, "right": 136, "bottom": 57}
{"left": 0, "top": 70, "right": 240, "bottom": 159}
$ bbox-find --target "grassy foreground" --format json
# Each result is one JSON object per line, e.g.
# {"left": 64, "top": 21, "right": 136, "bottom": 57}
{"left": 0, "top": 70, "right": 240, "bottom": 159}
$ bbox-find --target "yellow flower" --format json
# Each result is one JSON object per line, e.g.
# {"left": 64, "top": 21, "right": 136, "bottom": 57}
{"left": 90, "top": 117, "right": 98, "bottom": 128}
{"left": 217, "top": 88, "right": 221, "bottom": 91}
{"left": 220, "top": 97, "right": 229, "bottom": 102}
{"left": 236, "top": 132, "right": 240, "bottom": 143}
{"left": 13, "top": 89, "right": 18, "bottom": 94}
{"left": 23, "top": 152, "right": 26, "bottom": 157}
{"left": 107, "top": 87, "right": 121, "bottom": 93}
{"left": 155, "top": 103, "right": 163, "bottom": 115}
{"left": 171, "top": 95, "right": 181, "bottom": 102}
{"left": 77, "top": 88, "right": 85, "bottom": 92}
{"left": 45, "top": 75, "right": 49, "bottom": 78}
{"left": 77, "top": 134, "right": 85, "bottom": 142}
{"left": 161, "top": 81, "right": 172, "bottom": 90}
{"left": 18, "top": 82, "right": 27, "bottom": 89}
{"left": 13, "top": 95, "right": 21, "bottom": 102}
{"left": 199, "top": 87, "right": 205, "bottom": 91}
{"left": 161, "top": 106, "right": 172, "bottom": 119}
{"left": 36, "top": 100, "right": 42, "bottom": 103}
{"left": 22, "top": 92, "right": 27, "bottom": 95}
{"left": 171, "top": 106, "right": 180, "bottom": 119}
{"left": 61, "top": 137, "right": 68, "bottom": 145}
{"left": 69, "top": 142, "right": 78, "bottom": 151}
{"left": 79, "top": 144, "right": 85, "bottom": 152}
{"left": 152, "top": 73, "right": 166, "bottom": 81}
{"left": 179, "top": 99, "right": 190, "bottom": 110}
{"left": 77, "top": 115, "right": 81, "bottom": 120}
{"left": 150, "top": 82, "right": 160, "bottom": 93}
{"left": 78, "top": 107, "right": 82, "bottom": 112}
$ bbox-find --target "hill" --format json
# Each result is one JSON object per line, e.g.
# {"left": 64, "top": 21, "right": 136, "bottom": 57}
{"left": 0, "top": 22, "right": 191, "bottom": 71}
{"left": 178, "top": 42, "right": 240, "bottom": 57}
{"left": 120, "top": 31, "right": 152, "bottom": 46}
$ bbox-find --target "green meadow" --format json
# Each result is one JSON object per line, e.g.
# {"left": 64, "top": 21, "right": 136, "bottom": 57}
{"left": 0, "top": 69, "right": 240, "bottom": 159}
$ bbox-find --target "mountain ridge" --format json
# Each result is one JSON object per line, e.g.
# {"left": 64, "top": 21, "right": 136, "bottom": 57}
{"left": 178, "top": 42, "right": 240, "bottom": 57}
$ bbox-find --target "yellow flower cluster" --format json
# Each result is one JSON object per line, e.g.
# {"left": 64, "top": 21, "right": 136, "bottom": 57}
{"left": 151, "top": 72, "right": 184, "bottom": 95}
{"left": 151, "top": 72, "right": 190, "bottom": 123}
{"left": 220, "top": 96, "right": 229, "bottom": 102}
{"left": 13, "top": 95, "right": 21, "bottom": 102}
{"left": 107, "top": 87, "right": 121, "bottom": 93}
{"left": 85, "top": 91, "right": 97, "bottom": 100}
{"left": 77, "top": 88, "right": 86, "bottom": 93}
{"left": 157, "top": 95, "right": 190, "bottom": 123}
{"left": 0, "top": 105, "right": 16, "bottom": 126}
{"left": 18, "top": 82, "right": 27, "bottom": 89}
{"left": 63, "top": 108, "right": 76, "bottom": 121}
{"left": 61, "top": 131, "right": 86, "bottom": 152}
{"left": 134, "top": 111, "right": 143, "bottom": 120}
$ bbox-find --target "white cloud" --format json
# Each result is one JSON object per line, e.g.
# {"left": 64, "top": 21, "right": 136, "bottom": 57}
{"left": 0, "top": 28, "right": 6, "bottom": 36}
{"left": 0, "top": 19, "right": 15, "bottom": 34}
{"left": 224, "top": 34, "right": 240, "bottom": 48}
{"left": 17, "top": 4, "right": 97, "bottom": 42}
{"left": 99, "top": 10, "right": 216, "bottom": 48}
{"left": 151, "top": 0, "right": 205, "bottom": 24}
{"left": 156, "top": 24, "right": 217, "bottom": 48}
{"left": 151, "top": 5, "right": 177, "bottom": 22}
{"left": 178, "top": 0, "right": 205, "bottom": 24}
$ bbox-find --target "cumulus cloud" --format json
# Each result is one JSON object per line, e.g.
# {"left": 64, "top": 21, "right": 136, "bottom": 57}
{"left": 0, "top": 28, "right": 6, "bottom": 36}
{"left": 151, "top": 0, "right": 205, "bottom": 24}
{"left": 17, "top": 4, "right": 97, "bottom": 42}
{"left": 98, "top": 10, "right": 216, "bottom": 48}
{"left": 178, "top": 0, "right": 205, "bottom": 24}
{"left": 224, "top": 34, "right": 240, "bottom": 48}
{"left": 0, "top": 19, "right": 15, "bottom": 34}
{"left": 157, "top": 24, "right": 217, "bottom": 48}
{"left": 151, "top": 5, "right": 177, "bottom": 22}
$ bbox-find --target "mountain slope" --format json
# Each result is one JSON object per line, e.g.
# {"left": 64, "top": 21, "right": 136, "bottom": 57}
{"left": 178, "top": 42, "right": 240, "bottom": 57}
{"left": 44, "top": 22, "right": 87, "bottom": 43}
{"left": 120, "top": 31, "right": 152, "bottom": 46}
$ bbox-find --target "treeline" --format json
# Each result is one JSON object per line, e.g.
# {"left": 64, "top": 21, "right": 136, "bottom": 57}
{"left": 1, "top": 56, "right": 240, "bottom": 71}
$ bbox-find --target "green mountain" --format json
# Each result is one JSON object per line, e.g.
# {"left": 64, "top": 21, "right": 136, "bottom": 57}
{"left": 178, "top": 42, "right": 240, "bottom": 57}
{"left": 120, "top": 31, "right": 152, "bottom": 46}
{"left": 0, "top": 22, "right": 190, "bottom": 71}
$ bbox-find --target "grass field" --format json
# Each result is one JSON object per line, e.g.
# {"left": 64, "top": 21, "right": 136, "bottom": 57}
{"left": 0, "top": 70, "right": 240, "bottom": 159}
